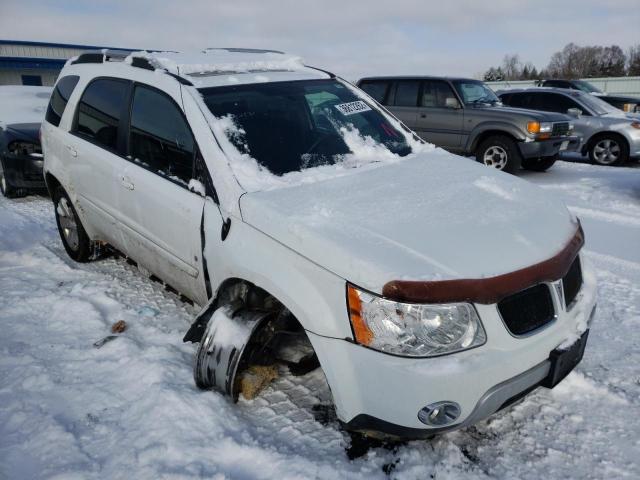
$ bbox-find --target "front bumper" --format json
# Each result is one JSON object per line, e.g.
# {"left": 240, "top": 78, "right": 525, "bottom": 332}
{"left": 308, "top": 255, "right": 597, "bottom": 439}
{"left": 0, "top": 153, "right": 46, "bottom": 189}
{"left": 518, "top": 136, "right": 580, "bottom": 159}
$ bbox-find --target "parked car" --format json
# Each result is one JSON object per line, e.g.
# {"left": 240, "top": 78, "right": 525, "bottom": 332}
{"left": 0, "top": 86, "right": 52, "bottom": 197}
{"left": 357, "top": 76, "right": 579, "bottom": 173}
{"left": 498, "top": 87, "right": 640, "bottom": 166}
{"left": 538, "top": 79, "right": 640, "bottom": 113}
{"left": 42, "top": 48, "right": 596, "bottom": 439}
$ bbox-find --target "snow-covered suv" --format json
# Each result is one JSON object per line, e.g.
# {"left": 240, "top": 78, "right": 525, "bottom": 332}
{"left": 42, "top": 48, "right": 596, "bottom": 439}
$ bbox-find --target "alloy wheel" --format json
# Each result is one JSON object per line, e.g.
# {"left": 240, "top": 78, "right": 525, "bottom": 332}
{"left": 483, "top": 146, "right": 508, "bottom": 170}
{"left": 56, "top": 197, "right": 80, "bottom": 251}
{"left": 593, "top": 139, "right": 620, "bottom": 165}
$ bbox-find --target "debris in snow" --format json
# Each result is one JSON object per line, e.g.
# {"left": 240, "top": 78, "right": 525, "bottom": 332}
{"left": 239, "top": 365, "right": 279, "bottom": 400}
{"left": 93, "top": 335, "right": 118, "bottom": 349}
{"left": 111, "top": 320, "right": 127, "bottom": 334}
{"left": 137, "top": 306, "right": 159, "bottom": 317}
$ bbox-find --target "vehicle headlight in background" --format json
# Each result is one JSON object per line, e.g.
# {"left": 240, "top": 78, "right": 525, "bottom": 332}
{"left": 347, "top": 284, "right": 486, "bottom": 357}
{"left": 8, "top": 141, "right": 41, "bottom": 157}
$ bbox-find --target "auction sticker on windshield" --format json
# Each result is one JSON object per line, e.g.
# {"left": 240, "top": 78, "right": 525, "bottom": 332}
{"left": 335, "top": 100, "right": 371, "bottom": 116}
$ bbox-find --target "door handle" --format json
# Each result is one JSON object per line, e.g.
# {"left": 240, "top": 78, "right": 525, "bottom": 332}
{"left": 66, "top": 145, "right": 77, "bottom": 157}
{"left": 121, "top": 176, "right": 135, "bottom": 190}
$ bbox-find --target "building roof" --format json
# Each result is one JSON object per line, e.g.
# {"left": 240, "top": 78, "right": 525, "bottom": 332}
{"left": 0, "top": 39, "right": 143, "bottom": 52}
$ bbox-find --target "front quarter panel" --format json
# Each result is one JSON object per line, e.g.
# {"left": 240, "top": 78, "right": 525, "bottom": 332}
{"left": 202, "top": 201, "right": 354, "bottom": 340}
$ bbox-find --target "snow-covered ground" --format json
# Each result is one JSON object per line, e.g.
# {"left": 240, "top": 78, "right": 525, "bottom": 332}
{"left": 1, "top": 159, "right": 639, "bottom": 479}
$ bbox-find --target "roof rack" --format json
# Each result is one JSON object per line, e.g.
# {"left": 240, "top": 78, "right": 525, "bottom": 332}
{"left": 69, "top": 50, "right": 193, "bottom": 86}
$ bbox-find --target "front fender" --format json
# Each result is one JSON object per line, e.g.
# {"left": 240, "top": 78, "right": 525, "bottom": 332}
{"left": 465, "top": 122, "right": 527, "bottom": 152}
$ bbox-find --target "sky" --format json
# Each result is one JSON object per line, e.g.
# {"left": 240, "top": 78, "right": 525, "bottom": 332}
{"left": 1, "top": 0, "right": 638, "bottom": 80}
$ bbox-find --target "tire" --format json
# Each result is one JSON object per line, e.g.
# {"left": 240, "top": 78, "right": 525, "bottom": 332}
{"left": 53, "top": 186, "right": 94, "bottom": 262}
{"left": 0, "top": 160, "right": 24, "bottom": 198}
{"left": 476, "top": 135, "right": 522, "bottom": 174}
{"left": 588, "top": 134, "right": 629, "bottom": 166}
{"left": 522, "top": 156, "right": 557, "bottom": 172}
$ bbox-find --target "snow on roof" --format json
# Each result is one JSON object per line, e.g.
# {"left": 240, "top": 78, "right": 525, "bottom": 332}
{"left": 0, "top": 86, "right": 52, "bottom": 127}
{"left": 126, "top": 48, "right": 327, "bottom": 88}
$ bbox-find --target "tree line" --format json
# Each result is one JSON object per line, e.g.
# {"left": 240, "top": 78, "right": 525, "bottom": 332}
{"left": 484, "top": 43, "right": 640, "bottom": 81}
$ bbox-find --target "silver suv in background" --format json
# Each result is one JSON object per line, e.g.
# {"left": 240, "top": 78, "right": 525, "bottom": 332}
{"left": 357, "top": 76, "right": 579, "bottom": 173}
{"left": 498, "top": 88, "right": 640, "bottom": 166}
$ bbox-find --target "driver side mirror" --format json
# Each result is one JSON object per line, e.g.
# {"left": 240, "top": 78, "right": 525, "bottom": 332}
{"left": 567, "top": 108, "right": 582, "bottom": 118}
{"left": 445, "top": 97, "right": 461, "bottom": 109}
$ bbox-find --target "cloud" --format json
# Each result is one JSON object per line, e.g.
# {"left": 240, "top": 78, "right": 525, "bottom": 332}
{"left": 1, "top": 0, "right": 638, "bottom": 80}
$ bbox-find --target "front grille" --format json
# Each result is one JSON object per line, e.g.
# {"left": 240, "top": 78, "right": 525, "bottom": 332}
{"left": 498, "top": 284, "right": 555, "bottom": 336}
{"left": 562, "top": 257, "right": 583, "bottom": 308}
{"left": 552, "top": 122, "right": 570, "bottom": 137}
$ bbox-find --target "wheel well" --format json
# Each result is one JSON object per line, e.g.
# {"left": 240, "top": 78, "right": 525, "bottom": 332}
{"left": 585, "top": 131, "right": 629, "bottom": 155}
{"left": 471, "top": 130, "right": 518, "bottom": 153}
{"left": 44, "top": 172, "right": 61, "bottom": 198}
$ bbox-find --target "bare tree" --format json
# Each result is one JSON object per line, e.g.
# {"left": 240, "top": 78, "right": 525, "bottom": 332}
{"left": 628, "top": 44, "right": 640, "bottom": 76}
{"left": 502, "top": 54, "right": 522, "bottom": 80}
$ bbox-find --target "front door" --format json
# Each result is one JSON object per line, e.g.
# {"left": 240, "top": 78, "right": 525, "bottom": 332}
{"left": 414, "top": 80, "right": 464, "bottom": 150}
{"left": 386, "top": 80, "right": 420, "bottom": 130}
{"left": 118, "top": 83, "right": 208, "bottom": 305}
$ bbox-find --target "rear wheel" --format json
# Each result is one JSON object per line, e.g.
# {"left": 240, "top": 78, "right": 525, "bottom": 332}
{"left": 0, "top": 160, "right": 23, "bottom": 198}
{"left": 588, "top": 135, "right": 629, "bottom": 166}
{"left": 522, "top": 156, "right": 557, "bottom": 172}
{"left": 53, "top": 186, "right": 94, "bottom": 262}
{"left": 476, "top": 135, "right": 521, "bottom": 173}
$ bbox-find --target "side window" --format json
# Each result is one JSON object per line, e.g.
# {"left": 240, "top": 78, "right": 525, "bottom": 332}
{"left": 129, "top": 85, "right": 195, "bottom": 185}
{"left": 74, "top": 78, "right": 129, "bottom": 151}
{"left": 531, "top": 93, "right": 579, "bottom": 114}
{"left": 421, "top": 81, "right": 460, "bottom": 108}
{"left": 359, "top": 81, "right": 389, "bottom": 104}
{"left": 503, "top": 92, "right": 530, "bottom": 108}
{"left": 45, "top": 75, "right": 80, "bottom": 127}
{"left": 393, "top": 81, "right": 420, "bottom": 107}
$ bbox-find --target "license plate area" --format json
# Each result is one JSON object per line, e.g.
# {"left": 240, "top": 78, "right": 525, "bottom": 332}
{"left": 559, "top": 140, "right": 569, "bottom": 151}
{"left": 542, "top": 330, "right": 589, "bottom": 388}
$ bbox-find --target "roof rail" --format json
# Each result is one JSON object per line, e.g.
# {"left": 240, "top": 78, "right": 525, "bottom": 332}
{"left": 70, "top": 50, "right": 194, "bottom": 86}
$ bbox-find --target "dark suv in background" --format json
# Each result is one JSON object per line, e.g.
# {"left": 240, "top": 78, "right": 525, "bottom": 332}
{"left": 358, "top": 76, "right": 578, "bottom": 173}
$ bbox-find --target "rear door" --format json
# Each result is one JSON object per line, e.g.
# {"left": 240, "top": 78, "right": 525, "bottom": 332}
{"left": 118, "top": 83, "right": 208, "bottom": 305}
{"left": 67, "top": 77, "right": 131, "bottom": 248}
{"left": 414, "top": 80, "right": 464, "bottom": 150}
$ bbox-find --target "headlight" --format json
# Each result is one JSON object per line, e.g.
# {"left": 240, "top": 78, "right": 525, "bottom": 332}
{"left": 539, "top": 122, "right": 552, "bottom": 133}
{"left": 8, "top": 141, "right": 41, "bottom": 157}
{"left": 347, "top": 284, "right": 486, "bottom": 357}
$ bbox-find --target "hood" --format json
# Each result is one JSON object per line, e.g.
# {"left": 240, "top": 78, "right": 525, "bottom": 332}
{"left": 239, "top": 154, "right": 577, "bottom": 295}
{"left": 3, "top": 123, "right": 41, "bottom": 144}
{"left": 476, "top": 104, "right": 570, "bottom": 122}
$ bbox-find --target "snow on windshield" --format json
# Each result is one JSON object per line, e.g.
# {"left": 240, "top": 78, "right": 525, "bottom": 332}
{"left": 191, "top": 80, "right": 431, "bottom": 192}
{"left": 0, "top": 86, "right": 52, "bottom": 127}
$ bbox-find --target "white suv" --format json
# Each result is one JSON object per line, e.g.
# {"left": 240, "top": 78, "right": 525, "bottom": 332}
{"left": 42, "top": 48, "right": 596, "bottom": 439}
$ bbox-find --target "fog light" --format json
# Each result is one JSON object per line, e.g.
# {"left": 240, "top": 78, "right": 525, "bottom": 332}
{"left": 418, "top": 401, "right": 461, "bottom": 427}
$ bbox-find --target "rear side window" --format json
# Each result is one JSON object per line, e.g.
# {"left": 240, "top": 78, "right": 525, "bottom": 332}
{"left": 45, "top": 75, "right": 79, "bottom": 126}
{"left": 74, "top": 78, "right": 129, "bottom": 151}
{"left": 530, "top": 93, "right": 581, "bottom": 114}
{"left": 359, "top": 81, "right": 389, "bottom": 104}
{"left": 421, "top": 80, "right": 459, "bottom": 108}
{"left": 501, "top": 92, "right": 531, "bottom": 108}
{"left": 129, "top": 85, "right": 195, "bottom": 185}
{"left": 393, "top": 81, "right": 420, "bottom": 107}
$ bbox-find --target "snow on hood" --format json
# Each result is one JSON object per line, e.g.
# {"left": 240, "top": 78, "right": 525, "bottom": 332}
{"left": 0, "top": 86, "right": 51, "bottom": 128}
{"left": 239, "top": 153, "right": 577, "bottom": 294}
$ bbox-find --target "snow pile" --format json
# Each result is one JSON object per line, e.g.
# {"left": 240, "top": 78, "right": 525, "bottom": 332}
{"left": 0, "top": 86, "right": 52, "bottom": 127}
{"left": 128, "top": 49, "right": 305, "bottom": 76}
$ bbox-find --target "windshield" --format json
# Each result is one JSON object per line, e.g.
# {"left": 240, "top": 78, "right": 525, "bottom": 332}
{"left": 578, "top": 92, "right": 620, "bottom": 115}
{"left": 573, "top": 80, "right": 602, "bottom": 94}
{"left": 199, "top": 79, "right": 411, "bottom": 175}
{"left": 452, "top": 80, "right": 501, "bottom": 106}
